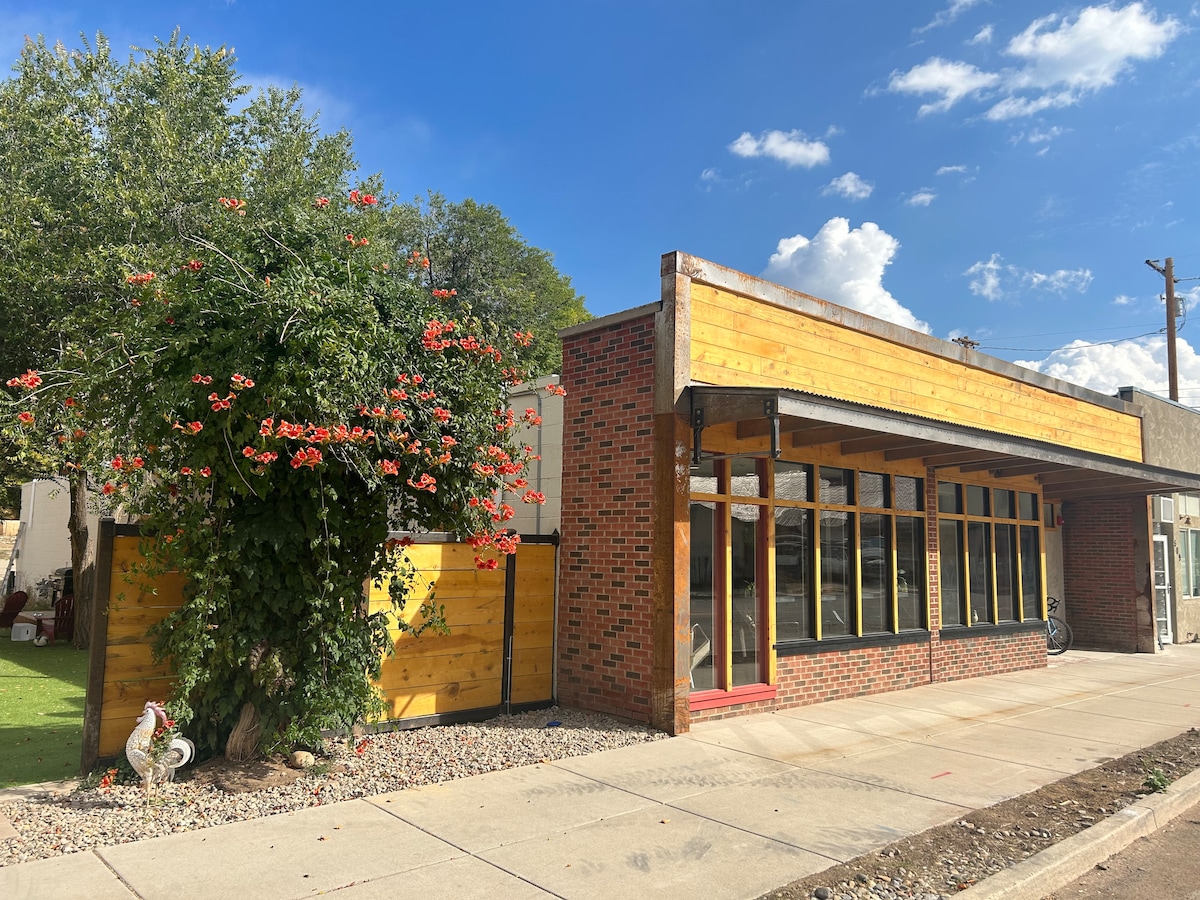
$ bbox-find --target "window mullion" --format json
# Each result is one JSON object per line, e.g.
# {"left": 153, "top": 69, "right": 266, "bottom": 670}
{"left": 889, "top": 514, "right": 899, "bottom": 634}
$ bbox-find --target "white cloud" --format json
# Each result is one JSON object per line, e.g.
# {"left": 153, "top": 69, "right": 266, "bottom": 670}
{"left": 698, "top": 167, "right": 722, "bottom": 191}
{"left": 968, "top": 24, "right": 995, "bottom": 45}
{"left": 728, "top": 129, "right": 830, "bottom": 168}
{"left": 1003, "top": 4, "right": 1181, "bottom": 92}
{"left": 1025, "top": 125, "right": 1068, "bottom": 144}
{"left": 763, "top": 218, "right": 930, "bottom": 333}
{"left": 985, "top": 91, "right": 1076, "bottom": 120}
{"left": 936, "top": 164, "right": 968, "bottom": 175}
{"left": 1016, "top": 335, "right": 1200, "bottom": 400}
{"left": 887, "top": 58, "right": 1001, "bottom": 115}
{"left": 906, "top": 190, "right": 937, "bottom": 206}
{"left": 917, "top": 0, "right": 985, "bottom": 33}
{"left": 822, "top": 172, "right": 873, "bottom": 200}
{"left": 888, "top": 3, "right": 1182, "bottom": 120}
{"left": 965, "top": 253, "right": 1093, "bottom": 300}
{"left": 1113, "top": 294, "right": 1136, "bottom": 306}
{"left": 1023, "top": 267, "right": 1093, "bottom": 293}
{"left": 966, "top": 254, "right": 1005, "bottom": 300}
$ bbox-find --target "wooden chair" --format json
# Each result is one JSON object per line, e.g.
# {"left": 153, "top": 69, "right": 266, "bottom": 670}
{"left": 48, "top": 593, "right": 74, "bottom": 643}
{"left": 0, "top": 591, "right": 28, "bottom": 629}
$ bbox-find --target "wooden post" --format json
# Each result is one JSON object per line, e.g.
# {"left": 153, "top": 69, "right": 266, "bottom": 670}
{"left": 80, "top": 517, "right": 117, "bottom": 775}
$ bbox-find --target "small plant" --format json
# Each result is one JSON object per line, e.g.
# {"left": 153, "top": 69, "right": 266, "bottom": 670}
{"left": 1143, "top": 763, "right": 1171, "bottom": 793}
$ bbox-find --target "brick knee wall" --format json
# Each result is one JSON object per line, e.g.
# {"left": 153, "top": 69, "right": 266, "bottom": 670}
{"left": 933, "top": 628, "right": 1047, "bottom": 681}
{"left": 773, "top": 641, "right": 932, "bottom": 707}
{"left": 1062, "top": 497, "right": 1152, "bottom": 652}
{"left": 689, "top": 629, "right": 1045, "bottom": 724}
{"left": 557, "top": 314, "right": 657, "bottom": 721}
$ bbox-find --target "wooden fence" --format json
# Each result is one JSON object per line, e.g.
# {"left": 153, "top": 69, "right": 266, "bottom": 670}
{"left": 81, "top": 519, "right": 557, "bottom": 771}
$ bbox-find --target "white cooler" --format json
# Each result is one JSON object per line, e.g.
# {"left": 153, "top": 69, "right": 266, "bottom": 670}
{"left": 10, "top": 622, "right": 35, "bottom": 641}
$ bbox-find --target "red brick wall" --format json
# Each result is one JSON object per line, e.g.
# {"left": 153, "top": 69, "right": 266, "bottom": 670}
{"left": 557, "top": 314, "right": 657, "bottom": 720}
{"left": 1061, "top": 497, "right": 1152, "bottom": 652}
{"left": 933, "top": 629, "right": 1046, "bottom": 681}
{"left": 770, "top": 643, "right": 932, "bottom": 707}
{"left": 690, "top": 629, "right": 1045, "bottom": 723}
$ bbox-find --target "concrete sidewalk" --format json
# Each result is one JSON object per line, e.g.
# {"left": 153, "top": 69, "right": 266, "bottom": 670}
{"left": 5, "top": 647, "right": 1200, "bottom": 900}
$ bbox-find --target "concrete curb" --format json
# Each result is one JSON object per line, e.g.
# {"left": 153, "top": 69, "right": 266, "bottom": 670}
{"left": 957, "top": 766, "right": 1200, "bottom": 900}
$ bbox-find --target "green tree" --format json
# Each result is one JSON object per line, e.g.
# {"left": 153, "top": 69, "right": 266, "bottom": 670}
{"left": 393, "top": 193, "right": 591, "bottom": 377}
{"left": 1, "top": 35, "right": 551, "bottom": 758}
{"left": 0, "top": 34, "right": 358, "bottom": 646}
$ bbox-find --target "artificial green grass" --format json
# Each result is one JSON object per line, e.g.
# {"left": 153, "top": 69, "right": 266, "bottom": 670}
{"left": 0, "top": 631, "right": 89, "bottom": 788}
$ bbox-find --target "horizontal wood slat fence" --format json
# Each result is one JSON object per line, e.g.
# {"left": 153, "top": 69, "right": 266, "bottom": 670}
{"left": 81, "top": 518, "right": 557, "bottom": 773}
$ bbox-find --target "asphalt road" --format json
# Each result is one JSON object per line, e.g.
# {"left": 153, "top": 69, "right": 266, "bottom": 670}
{"left": 1046, "top": 797, "right": 1200, "bottom": 899}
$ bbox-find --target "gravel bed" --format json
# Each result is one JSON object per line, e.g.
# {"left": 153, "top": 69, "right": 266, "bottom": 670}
{"left": 0, "top": 706, "right": 665, "bottom": 867}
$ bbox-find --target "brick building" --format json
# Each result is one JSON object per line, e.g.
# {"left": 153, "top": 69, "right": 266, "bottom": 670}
{"left": 555, "top": 253, "right": 1200, "bottom": 735}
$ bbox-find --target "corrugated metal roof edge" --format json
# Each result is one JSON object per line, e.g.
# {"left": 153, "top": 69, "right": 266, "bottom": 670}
{"left": 689, "top": 385, "right": 1200, "bottom": 492}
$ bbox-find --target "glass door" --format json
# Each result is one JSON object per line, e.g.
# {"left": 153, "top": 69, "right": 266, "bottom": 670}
{"left": 1153, "top": 534, "right": 1173, "bottom": 648}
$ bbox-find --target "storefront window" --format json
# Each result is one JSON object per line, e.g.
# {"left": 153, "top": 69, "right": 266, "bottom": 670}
{"left": 860, "top": 512, "right": 891, "bottom": 634}
{"left": 938, "top": 482, "right": 962, "bottom": 515}
{"left": 896, "top": 516, "right": 925, "bottom": 630}
{"left": 820, "top": 467, "right": 854, "bottom": 506}
{"left": 994, "top": 523, "right": 1018, "bottom": 622}
{"left": 894, "top": 476, "right": 922, "bottom": 512}
{"left": 1020, "top": 525, "right": 1041, "bottom": 618}
{"left": 939, "top": 519, "right": 965, "bottom": 627}
{"left": 775, "top": 461, "right": 811, "bottom": 502}
{"left": 775, "top": 507, "right": 812, "bottom": 640}
{"left": 688, "top": 458, "right": 768, "bottom": 695}
{"left": 689, "top": 501, "right": 717, "bottom": 691}
{"left": 993, "top": 489, "right": 1014, "bottom": 520}
{"left": 967, "top": 485, "right": 990, "bottom": 517}
{"left": 730, "top": 457, "right": 763, "bottom": 498}
{"left": 1182, "top": 529, "right": 1200, "bottom": 598}
{"left": 860, "top": 472, "right": 887, "bottom": 508}
{"left": 693, "top": 455, "right": 931, "bottom": 700}
{"left": 690, "top": 458, "right": 718, "bottom": 495}
{"left": 775, "top": 469, "right": 927, "bottom": 644}
{"left": 731, "top": 504, "right": 761, "bottom": 687}
{"left": 939, "top": 479, "right": 1044, "bottom": 627}
{"left": 820, "top": 511, "right": 855, "bottom": 636}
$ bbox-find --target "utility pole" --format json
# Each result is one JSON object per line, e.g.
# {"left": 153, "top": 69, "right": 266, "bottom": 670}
{"left": 1146, "top": 257, "right": 1179, "bottom": 402}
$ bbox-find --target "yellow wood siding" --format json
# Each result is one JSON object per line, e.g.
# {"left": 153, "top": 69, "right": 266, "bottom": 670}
{"left": 97, "top": 538, "right": 557, "bottom": 757}
{"left": 689, "top": 284, "right": 1143, "bottom": 461}
{"left": 97, "top": 536, "right": 183, "bottom": 757}
{"left": 368, "top": 541, "right": 556, "bottom": 716}
{"left": 511, "top": 544, "right": 555, "bottom": 704}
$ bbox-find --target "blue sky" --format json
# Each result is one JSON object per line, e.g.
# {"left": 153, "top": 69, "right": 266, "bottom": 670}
{"left": 5, "top": 1, "right": 1200, "bottom": 403}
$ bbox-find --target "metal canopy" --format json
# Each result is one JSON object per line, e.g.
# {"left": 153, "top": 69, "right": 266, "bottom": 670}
{"left": 689, "top": 386, "right": 1200, "bottom": 501}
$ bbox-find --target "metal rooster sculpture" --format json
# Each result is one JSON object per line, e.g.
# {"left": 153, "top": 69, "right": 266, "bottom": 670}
{"left": 126, "top": 700, "right": 195, "bottom": 795}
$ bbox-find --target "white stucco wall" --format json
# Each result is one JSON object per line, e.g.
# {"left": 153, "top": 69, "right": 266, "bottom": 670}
{"left": 505, "top": 376, "right": 563, "bottom": 536}
{"left": 14, "top": 479, "right": 97, "bottom": 602}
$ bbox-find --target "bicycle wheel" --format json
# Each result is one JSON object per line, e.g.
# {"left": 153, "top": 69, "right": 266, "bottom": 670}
{"left": 1046, "top": 615, "right": 1072, "bottom": 655}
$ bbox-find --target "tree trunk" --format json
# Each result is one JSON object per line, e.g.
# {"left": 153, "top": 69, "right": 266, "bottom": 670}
{"left": 225, "top": 702, "right": 262, "bottom": 762}
{"left": 67, "top": 471, "right": 90, "bottom": 650}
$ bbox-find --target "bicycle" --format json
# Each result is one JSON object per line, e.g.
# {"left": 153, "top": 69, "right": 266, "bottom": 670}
{"left": 1046, "top": 596, "right": 1073, "bottom": 655}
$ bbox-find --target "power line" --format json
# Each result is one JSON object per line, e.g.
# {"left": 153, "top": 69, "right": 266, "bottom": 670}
{"left": 980, "top": 329, "right": 1165, "bottom": 353}
{"left": 981, "top": 323, "right": 1161, "bottom": 341}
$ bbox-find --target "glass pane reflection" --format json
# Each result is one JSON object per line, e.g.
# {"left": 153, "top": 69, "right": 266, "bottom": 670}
{"left": 689, "top": 502, "right": 716, "bottom": 691}
{"left": 730, "top": 504, "right": 760, "bottom": 686}
{"left": 775, "top": 507, "right": 812, "bottom": 640}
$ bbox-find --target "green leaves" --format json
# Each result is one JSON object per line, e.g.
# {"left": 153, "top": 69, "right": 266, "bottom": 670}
{"left": 2, "top": 34, "right": 555, "bottom": 759}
